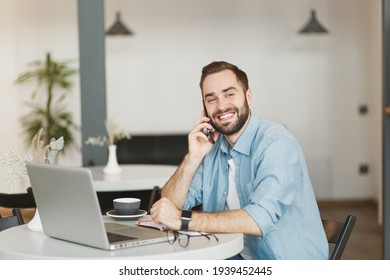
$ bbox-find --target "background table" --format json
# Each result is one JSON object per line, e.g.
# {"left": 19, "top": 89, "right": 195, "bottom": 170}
{"left": 89, "top": 164, "right": 177, "bottom": 192}
{"left": 89, "top": 164, "right": 177, "bottom": 213}
{"left": 0, "top": 216, "right": 243, "bottom": 260}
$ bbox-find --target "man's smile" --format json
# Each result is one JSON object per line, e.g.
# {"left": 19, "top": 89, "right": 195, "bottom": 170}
{"left": 214, "top": 110, "right": 236, "bottom": 125}
{"left": 219, "top": 112, "right": 234, "bottom": 120}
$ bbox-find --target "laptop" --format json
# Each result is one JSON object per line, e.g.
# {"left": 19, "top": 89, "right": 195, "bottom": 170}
{"left": 26, "top": 162, "right": 171, "bottom": 250}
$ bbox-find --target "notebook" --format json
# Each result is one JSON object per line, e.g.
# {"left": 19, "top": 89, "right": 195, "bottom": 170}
{"left": 26, "top": 162, "right": 171, "bottom": 250}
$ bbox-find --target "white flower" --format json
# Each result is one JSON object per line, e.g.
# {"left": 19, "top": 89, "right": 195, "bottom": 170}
{"left": 47, "top": 137, "right": 65, "bottom": 164}
{"left": 105, "top": 118, "right": 131, "bottom": 145}
{"left": 85, "top": 118, "right": 131, "bottom": 147}
{"left": 0, "top": 130, "right": 65, "bottom": 193}
{"left": 84, "top": 135, "right": 108, "bottom": 146}
{"left": 0, "top": 149, "right": 32, "bottom": 188}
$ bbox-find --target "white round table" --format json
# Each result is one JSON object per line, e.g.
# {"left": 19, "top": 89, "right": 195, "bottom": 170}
{"left": 89, "top": 164, "right": 177, "bottom": 192}
{"left": 0, "top": 216, "right": 243, "bottom": 260}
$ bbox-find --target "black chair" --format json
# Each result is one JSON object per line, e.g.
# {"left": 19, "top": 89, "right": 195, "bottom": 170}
{"left": 0, "top": 187, "right": 36, "bottom": 209}
{"left": 0, "top": 187, "right": 36, "bottom": 225}
{"left": 147, "top": 186, "right": 161, "bottom": 213}
{"left": 0, "top": 208, "right": 25, "bottom": 232}
{"left": 322, "top": 215, "right": 357, "bottom": 260}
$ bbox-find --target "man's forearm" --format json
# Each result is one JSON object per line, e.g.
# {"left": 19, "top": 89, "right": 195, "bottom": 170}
{"left": 161, "top": 154, "right": 202, "bottom": 208}
{"left": 190, "top": 209, "right": 262, "bottom": 236}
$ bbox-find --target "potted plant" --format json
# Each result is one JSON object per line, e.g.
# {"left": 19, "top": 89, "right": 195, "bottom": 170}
{"left": 15, "top": 52, "right": 78, "bottom": 153}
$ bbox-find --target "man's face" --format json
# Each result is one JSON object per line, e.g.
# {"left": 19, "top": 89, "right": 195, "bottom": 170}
{"left": 202, "top": 70, "right": 252, "bottom": 136}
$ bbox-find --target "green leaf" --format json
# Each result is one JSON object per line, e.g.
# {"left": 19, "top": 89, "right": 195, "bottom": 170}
{"left": 15, "top": 52, "right": 79, "bottom": 153}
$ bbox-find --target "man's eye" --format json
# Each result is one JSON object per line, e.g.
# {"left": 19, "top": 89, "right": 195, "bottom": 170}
{"left": 207, "top": 98, "right": 216, "bottom": 103}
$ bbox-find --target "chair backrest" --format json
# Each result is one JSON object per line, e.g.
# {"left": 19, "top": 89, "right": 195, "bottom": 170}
{"left": 0, "top": 208, "right": 25, "bottom": 232}
{"left": 147, "top": 186, "right": 161, "bottom": 214}
{"left": 322, "top": 215, "right": 357, "bottom": 260}
{"left": 0, "top": 187, "right": 36, "bottom": 208}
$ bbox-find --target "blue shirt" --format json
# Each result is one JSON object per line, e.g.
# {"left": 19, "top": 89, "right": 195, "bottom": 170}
{"left": 183, "top": 116, "right": 329, "bottom": 260}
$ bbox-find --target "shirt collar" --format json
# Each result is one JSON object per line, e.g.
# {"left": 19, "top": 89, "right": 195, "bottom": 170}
{"left": 219, "top": 115, "right": 259, "bottom": 156}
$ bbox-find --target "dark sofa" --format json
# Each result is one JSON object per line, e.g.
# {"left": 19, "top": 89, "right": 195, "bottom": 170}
{"left": 116, "top": 134, "right": 188, "bottom": 165}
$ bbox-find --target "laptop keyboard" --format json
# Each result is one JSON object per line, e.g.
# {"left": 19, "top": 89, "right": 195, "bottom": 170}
{"left": 107, "top": 232, "right": 136, "bottom": 243}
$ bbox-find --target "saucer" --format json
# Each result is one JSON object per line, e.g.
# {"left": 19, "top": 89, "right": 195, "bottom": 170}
{"left": 106, "top": 209, "right": 147, "bottom": 220}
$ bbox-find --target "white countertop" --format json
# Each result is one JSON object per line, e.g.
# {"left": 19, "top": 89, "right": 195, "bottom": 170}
{"left": 89, "top": 164, "right": 177, "bottom": 192}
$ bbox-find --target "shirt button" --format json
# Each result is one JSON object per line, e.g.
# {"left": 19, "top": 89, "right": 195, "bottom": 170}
{"left": 223, "top": 192, "right": 227, "bottom": 196}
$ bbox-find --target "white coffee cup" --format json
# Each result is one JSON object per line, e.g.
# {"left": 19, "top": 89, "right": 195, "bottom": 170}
{"left": 113, "top": 198, "right": 141, "bottom": 215}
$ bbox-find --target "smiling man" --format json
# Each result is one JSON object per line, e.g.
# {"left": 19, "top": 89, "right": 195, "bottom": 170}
{"left": 151, "top": 61, "right": 328, "bottom": 260}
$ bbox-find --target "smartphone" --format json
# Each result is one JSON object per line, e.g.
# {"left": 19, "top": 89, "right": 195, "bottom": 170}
{"left": 202, "top": 103, "right": 215, "bottom": 144}
{"left": 203, "top": 127, "right": 215, "bottom": 144}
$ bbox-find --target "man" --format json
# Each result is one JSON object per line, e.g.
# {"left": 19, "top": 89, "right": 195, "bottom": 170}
{"left": 151, "top": 61, "right": 328, "bottom": 259}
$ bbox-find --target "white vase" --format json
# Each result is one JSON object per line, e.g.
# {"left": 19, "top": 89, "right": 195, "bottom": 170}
{"left": 27, "top": 208, "right": 43, "bottom": 232}
{"left": 103, "top": 144, "right": 122, "bottom": 175}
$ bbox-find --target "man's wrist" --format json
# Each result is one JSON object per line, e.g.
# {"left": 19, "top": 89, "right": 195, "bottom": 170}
{"left": 180, "top": 210, "right": 192, "bottom": 231}
{"left": 185, "top": 153, "right": 204, "bottom": 168}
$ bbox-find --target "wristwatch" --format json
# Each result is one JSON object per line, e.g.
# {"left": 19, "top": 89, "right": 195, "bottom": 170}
{"left": 180, "top": 210, "right": 192, "bottom": 231}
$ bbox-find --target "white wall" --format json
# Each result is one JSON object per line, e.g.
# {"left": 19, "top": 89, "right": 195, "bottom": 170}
{"left": 0, "top": 0, "right": 81, "bottom": 192}
{"left": 0, "top": 0, "right": 382, "bottom": 202}
{"left": 105, "top": 0, "right": 382, "bottom": 201}
{"left": 0, "top": 0, "right": 23, "bottom": 192}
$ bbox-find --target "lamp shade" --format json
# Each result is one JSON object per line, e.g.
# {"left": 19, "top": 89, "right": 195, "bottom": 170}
{"left": 299, "top": 9, "right": 328, "bottom": 34}
{"left": 106, "top": 12, "right": 133, "bottom": 36}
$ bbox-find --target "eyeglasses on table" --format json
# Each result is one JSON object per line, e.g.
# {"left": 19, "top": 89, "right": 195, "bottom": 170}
{"left": 166, "top": 230, "right": 219, "bottom": 248}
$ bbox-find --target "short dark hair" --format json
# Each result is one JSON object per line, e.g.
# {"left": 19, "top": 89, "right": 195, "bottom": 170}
{"left": 199, "top": 61, "right": 249, "bottom": 93}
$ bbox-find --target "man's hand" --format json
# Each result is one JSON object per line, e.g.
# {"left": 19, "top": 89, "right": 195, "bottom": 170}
{"left": 150, "top": 197, "right": 182, "bottom": 230}
{"left": 188, "top": 116, "right": 218, "bottom": 162}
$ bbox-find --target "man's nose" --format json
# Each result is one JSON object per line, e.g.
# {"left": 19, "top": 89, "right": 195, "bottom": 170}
{"left": 216, "top": 98, "right": 229, "bottom": 111}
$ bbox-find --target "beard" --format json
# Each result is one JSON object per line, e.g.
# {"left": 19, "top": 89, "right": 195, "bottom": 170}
{"left": 209, "top": 101, "right": 250, "bottom": 136}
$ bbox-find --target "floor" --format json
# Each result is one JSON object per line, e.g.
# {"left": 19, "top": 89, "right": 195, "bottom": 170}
{"left": 319, "top": 203, "right": 383, "bottom": 260}
{"left": 0, "top": 203, "right": 383, "bottom": 260}
{"left": 0, "top": 208, "right": 35, "bottom": 224}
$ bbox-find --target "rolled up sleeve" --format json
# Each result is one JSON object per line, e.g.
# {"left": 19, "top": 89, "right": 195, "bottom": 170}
{"left": 243, "top": 137, "right": 302, "bottom": 237}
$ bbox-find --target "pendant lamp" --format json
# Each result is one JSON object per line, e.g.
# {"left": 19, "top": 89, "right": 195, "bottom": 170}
{"left": 299, "top": 9, "right": 328, "bottom": 34}
{"left": 106, "top": 12, "right": 133, "bottom": 36}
